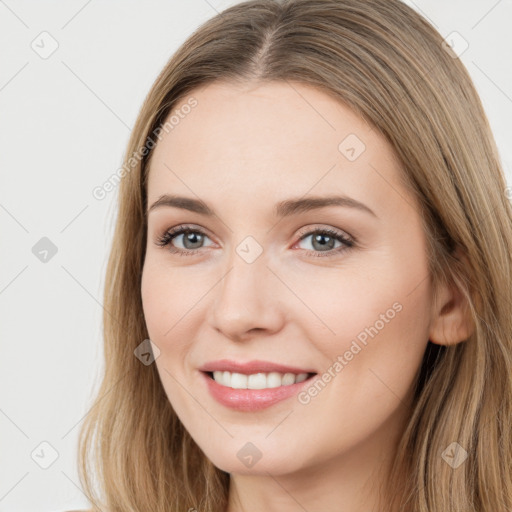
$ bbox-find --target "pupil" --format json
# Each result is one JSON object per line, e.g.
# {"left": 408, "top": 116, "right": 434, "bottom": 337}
{"left": 313, "top": 234, "right": 334, "bottom": 251}
{"left": 185, "top": 231, "right": 202, "bottom": 249}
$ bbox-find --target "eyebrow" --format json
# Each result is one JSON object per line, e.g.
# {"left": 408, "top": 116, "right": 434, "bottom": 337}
{"left": 147, "top": 194, "right": 377, "bottom": 218}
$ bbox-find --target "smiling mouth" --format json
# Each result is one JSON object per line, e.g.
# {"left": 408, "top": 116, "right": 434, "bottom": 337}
{"left": 204, "top": 370, "right": 317, "bottom": 390}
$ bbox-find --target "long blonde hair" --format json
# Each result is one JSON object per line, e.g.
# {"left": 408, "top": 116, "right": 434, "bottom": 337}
{"left": 78, "top": 1, "right": 512, "bottom": 510}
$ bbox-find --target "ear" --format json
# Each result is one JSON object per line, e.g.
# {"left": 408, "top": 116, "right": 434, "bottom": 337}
{"left": 429, "top": 248, "right": 475, "bottom": 346}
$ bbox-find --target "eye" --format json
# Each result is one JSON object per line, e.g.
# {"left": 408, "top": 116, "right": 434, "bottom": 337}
{"left": 154, "top": 225, "right": 214, "bottom": 257}
{"left": 294, "top": 227, "right": 355, "bottom": 258}
{"left": 154, "top": 224, "right": 355, "bottom": 258}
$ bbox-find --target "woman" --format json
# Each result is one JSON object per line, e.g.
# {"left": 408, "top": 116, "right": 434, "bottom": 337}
{"left": 77, "top": 0, "right": 512, "bottom": 511}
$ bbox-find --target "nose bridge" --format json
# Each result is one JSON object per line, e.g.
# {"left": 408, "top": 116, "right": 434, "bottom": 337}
{"left": 208, "top": 241, "right": 283, "bottom": 339}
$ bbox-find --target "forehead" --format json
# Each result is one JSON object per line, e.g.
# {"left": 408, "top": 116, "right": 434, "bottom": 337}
{"left": 146, "top": 80, "right": 408, "bottom": 218}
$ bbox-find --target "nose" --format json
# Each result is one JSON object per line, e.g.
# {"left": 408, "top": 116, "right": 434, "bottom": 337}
{"left": 208, "top": 252, "right": 285, "bottom": 342}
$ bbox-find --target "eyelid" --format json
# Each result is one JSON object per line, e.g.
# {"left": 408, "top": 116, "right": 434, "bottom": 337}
{"left": 156, "top": 223, "right": 354, "bottom": 242}
{"left": 295, "top": 224, "right": 354, "bottom": 243}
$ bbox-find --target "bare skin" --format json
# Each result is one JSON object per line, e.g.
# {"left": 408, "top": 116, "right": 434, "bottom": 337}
{"left": 141, "top": 80, "right": 473, "bottom": 512}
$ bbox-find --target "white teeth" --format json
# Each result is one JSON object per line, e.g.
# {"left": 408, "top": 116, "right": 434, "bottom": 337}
{"left": 248, "top": 373, "right": 267, "bottom": 389}
{"left": 211, "top": 370, "right": 310, "bottom": 389}
{"left": 267, "top": 372, "right": 282, "bottom": 388}
{"left": 295, "top": 373, "right": 308, "bottom": 383}
{"left": 281, "top": 373, "right": 296, "bottom": 386}
{"left": 230, "top": 372, "right": 247, "bottom": 388}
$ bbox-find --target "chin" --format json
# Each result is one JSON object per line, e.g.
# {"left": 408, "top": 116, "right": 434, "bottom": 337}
{"left": 194, "top": 435, "right": 312, "bottom": 476}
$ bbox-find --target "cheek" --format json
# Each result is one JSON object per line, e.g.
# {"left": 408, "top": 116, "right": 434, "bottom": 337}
{"left": 141, "top": 264, "right": 170, "bottom": 340}
{"left": 141, "top": 261, "right": 193, "bottom": 380}
{"left": 279, "top": 259, "right": 413, "bottom": 345}
{"left": 141, "top": 257, "right": 202, "bottom": 341}
{"left": 287, "top": 252, "right": 432, "bottom": 389}
{"left": 141, "top": 260, "right": 202, "bottom": 417}
{"left": 291, "top": 271, "right": 431, "bottom": 449}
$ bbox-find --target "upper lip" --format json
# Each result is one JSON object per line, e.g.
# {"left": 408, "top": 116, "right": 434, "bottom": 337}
{"left": 199, "top": 359, "right": 317, "bottom": 375}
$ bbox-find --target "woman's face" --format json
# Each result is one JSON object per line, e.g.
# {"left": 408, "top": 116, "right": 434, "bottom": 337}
{"left": 141, "top": 80, "right": 434, "bottom": 476}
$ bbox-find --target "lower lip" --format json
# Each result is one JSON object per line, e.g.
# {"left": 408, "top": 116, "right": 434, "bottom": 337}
{"left": 201, "top": 371, "right": 316, "bottom": 411}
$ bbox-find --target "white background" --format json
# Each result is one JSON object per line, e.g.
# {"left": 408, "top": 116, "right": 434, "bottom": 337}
{"left": 1, "top": 1, "right": 511, "bottom": 511}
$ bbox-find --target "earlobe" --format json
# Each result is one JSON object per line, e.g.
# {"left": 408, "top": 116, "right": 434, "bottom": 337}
{"left": 429, "top": 251, "right": 475, "bottom": 346}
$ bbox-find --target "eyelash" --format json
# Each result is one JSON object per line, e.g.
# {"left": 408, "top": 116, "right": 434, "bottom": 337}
{"left": 154, "top": 224, "right": 355, "bottom": 258}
